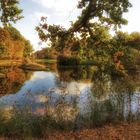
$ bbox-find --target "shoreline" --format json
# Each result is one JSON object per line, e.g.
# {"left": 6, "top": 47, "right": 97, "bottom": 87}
{"left": 0, "top": 122, "right": 139, "bottom": 140}
{"left": 0, "top": 60, "right": 47, "bottom": 71}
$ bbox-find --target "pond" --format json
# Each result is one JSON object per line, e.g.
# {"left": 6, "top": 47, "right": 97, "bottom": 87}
{"left": 0, "top": 64, "right": 140, "bottom": 131}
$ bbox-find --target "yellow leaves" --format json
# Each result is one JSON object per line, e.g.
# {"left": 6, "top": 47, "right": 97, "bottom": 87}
{"left": 0, "top": 26, "right": 32, "bottom": 59}
{"left": 0, "top": 28, "right": 10, "bottom": 42}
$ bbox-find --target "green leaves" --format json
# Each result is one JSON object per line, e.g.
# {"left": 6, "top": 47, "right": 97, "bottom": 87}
{"left": 35, "top": 0, "right": 136, "bottom": 73}
{"left": 36, "top": 0, "right": 132, "bottom": 48}
{"left": 73, "top": 0, "right": 132, "bottom": 32}
{"left": 0, "top": 0, "right": 23, "bottom": 25}
{"left": 23, "top": 40, "right": 33, "bottom": 58}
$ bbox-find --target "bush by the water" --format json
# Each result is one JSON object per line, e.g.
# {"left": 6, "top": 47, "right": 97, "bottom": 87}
{"left": 57, "top": 56, "right": 80, "bottom": 65}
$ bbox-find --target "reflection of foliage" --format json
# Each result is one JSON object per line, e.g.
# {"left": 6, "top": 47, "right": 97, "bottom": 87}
{"left": 0, "top": 66, "right": 139, "bottom": 136}
{"left": 57, "top": 65, "right": 95, "bottom": 82}
{"left": 111, "top": 73, "right": 140, "bottom": 94}
{"left": 91, "top": 100, "right": 116, "bottom": 126}
{"left": 57, "top": 56, "right": 80, "bottom": 66}
{"left": 46, "top": 103, "right": 78, "bottom": 123}
{"left": 91, "top": 69, "right": 140, "bottom": 100}
{"left": 91, "top": 71, "right": 110, "bottom": 100}
{"left": 0, "top": 68, "right": 33, "bottom": 95}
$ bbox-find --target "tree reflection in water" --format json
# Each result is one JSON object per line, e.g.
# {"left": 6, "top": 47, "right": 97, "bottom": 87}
{"left": 0, "top": 67, "right": 33, "bottom": 95}
{"left": 88, "top": 70, "right": 140, "bottom": 127}
{"left": 0, "top": 66, "right": 139, "bottom": 130}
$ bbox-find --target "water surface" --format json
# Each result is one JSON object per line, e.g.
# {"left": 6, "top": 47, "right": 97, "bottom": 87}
{"left": 0, "top": 65, "right": 140, "bottom": 129}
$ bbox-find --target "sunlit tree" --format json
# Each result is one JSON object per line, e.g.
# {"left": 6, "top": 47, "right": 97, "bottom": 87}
{"left": 0, "top": 0, "right": 23, "bottom": 25}
{"left": 36, "top": 0, "right": 132, "bottom": 50}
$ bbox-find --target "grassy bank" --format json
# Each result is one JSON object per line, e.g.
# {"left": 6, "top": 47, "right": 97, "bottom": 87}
{"left": 0, "top": 105, "right": 139, "bottom": 140}
{"left": 0, "top": 60, "right": 22, "bottom": 67}
{"left": 35, "top": 59, "right": 57, "bottom": 64}
{"left": 0, "top": 60, "right": 47, "bottom": 71}
{"left": 36, "top": 58, "right": 98, "bottom": 66}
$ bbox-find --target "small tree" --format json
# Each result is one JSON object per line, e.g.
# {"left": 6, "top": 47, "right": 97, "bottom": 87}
{"left": 0, "top": 0, "right": 23, "bottom": 25}
{"left": 23, "top": 40, "right": 33, "bottom": 58}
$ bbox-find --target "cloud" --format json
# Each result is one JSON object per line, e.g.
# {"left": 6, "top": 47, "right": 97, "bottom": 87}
{"left": 31, "top": 0, "right": 81, "bottom": 29}
{"left": 15, "top": 0, "right": 82, "bottom": 50}
{"left": 14, "top": 0, "right": 140, "bottom": 51}
{"left": 32, "top": 0, "right": 78, "bottom": 12}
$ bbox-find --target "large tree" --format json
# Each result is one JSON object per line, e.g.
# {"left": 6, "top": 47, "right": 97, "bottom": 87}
{"left": 36, "top": 0, "right": 132, "bottom": 43}
{"left": 0, "top": 0, "right": 23, "bottom": 25}
{"left": 71, "top": 0, "right": 132, "bottom": 33}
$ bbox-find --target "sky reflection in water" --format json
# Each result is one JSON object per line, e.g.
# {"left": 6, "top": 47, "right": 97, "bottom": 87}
{"left": 0, "top": 66, "right": 140, "bottom": 127}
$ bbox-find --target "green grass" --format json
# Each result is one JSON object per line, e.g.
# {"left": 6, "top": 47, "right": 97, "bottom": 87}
{"left": 35, "top": 59, "right": 57, "bottom": 64}
{"left": 0, "top": 59, "right": 96, "bottom": 67}
{"left": 0, "top": 106, "right": 76, "bottom": 139}
{"left": 36, "top": 59, "right": 98, "bottom": 66}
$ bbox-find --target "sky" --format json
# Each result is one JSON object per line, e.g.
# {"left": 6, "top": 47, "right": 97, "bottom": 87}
{"left": 14, "top": 0, "right": 140, "bottom": 51}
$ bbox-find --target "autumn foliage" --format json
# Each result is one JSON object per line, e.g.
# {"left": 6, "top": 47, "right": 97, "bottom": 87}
{"left": 113, "top": 51, "right": 124, "bottom": 70}
{"left": 0, "top": 26, "right": 33, "bottom": 60}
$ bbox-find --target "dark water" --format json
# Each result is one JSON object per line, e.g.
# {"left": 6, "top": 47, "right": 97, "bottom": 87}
{"left": 0, "top": 64, "right": 140, "bottom": 129}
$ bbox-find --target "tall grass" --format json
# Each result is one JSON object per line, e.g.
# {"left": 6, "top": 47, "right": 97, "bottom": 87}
{"left": 0, "top": 106, "right": 77, "bottom": 139}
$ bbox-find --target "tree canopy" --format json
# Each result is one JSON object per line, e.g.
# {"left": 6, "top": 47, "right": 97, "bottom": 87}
{"left": 0, "top": 26, "right": 33, "bottom": 59}
{"left": 35, "top": 0, "right": 140, "bottom": 73}
{"left": 0, "top": 1, "right": 32, "bottom": 61}
{"left": 36, "top": 0, "right": 132, "bottom": 53}
{"left": 72, "top": 0, "right": 132, "bottom": 32}
{"left": 0, "top": 0, "right": 23, "bottom": 25}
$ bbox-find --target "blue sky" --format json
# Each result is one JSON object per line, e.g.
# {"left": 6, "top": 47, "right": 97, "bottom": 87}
{"left": 14, "top": 0, "right": 140, "bottom": 50}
